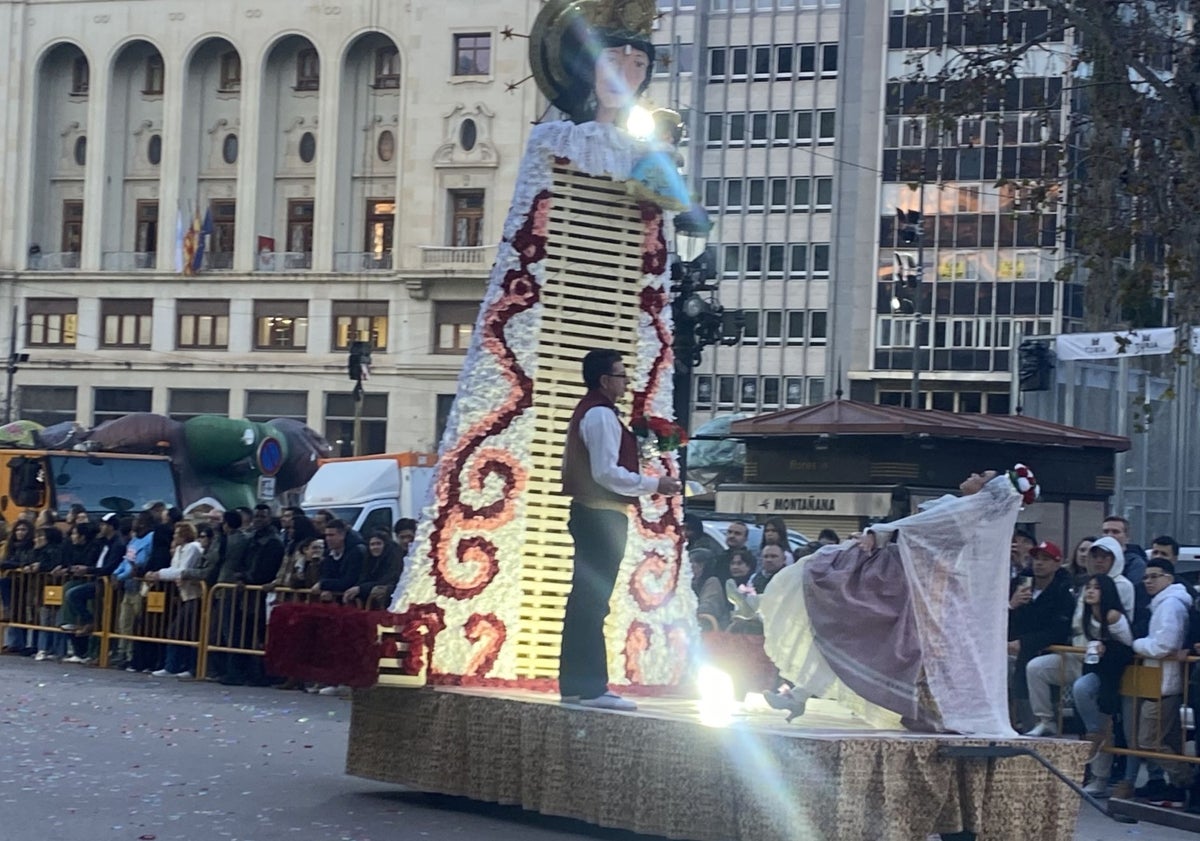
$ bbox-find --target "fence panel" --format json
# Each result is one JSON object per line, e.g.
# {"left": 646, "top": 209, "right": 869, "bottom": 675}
{"left": 3, "top": 574, "right": 408, "bottom": 687}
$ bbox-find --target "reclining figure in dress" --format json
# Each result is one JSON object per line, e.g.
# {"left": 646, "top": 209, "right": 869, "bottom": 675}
{"left": 733, "top": 466, "right": 1039, "bottom": 737}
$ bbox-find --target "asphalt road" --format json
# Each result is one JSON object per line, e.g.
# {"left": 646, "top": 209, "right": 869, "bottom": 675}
{"left": 0, "top": 656, "right": 1195, "bottom": 841}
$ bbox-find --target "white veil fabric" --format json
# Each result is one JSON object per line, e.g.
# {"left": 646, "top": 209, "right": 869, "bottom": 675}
{"left": 761, "top": 475, "right": 1022, "bottom": 737}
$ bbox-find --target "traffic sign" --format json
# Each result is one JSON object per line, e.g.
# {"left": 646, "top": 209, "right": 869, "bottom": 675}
{"left": 257, "top": 436, "right": 283, "bottom": 477}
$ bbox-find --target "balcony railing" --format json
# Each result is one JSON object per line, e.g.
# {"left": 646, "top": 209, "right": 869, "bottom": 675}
{"left": 204, "top": 252, "right": 234, "bottom": 271}
{"left": 102, "top": 251, "right": 157, "bottom": 271}
{"left": 419, "top": 245, "right": 494, "bottom": 269}
{"left": 27, "top": 252, "right": 81, "bottom": 271}
{"left": 255, "top": 252, "right": 312, "bottom": 272}
{"left": 334, "top": 251, "right": 394, "bottom": 272}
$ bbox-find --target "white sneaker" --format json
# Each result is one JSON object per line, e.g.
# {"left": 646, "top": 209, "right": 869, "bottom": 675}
{"left": 578, "top": 692, "right": 637, "bottom": 711}
{"left": 150, "top": 668, "right": 172, "bottom": 677}
{"left": 174, "top": 671, "right": 194, "bottom": 680}
{"left": 318, "top": 684, "right": 351, "bottom": 696}
{"left": 1083, "top": 778, "right": 1110, "bottom": 798}
{"left": 1023, "top": 721, "right": 1058, "bottom": 737}
{"left": 33, "top": 651, "right": 49, "bottom": 662}
{"left": 62, "top": 655, "right": 86, "bottom": 664}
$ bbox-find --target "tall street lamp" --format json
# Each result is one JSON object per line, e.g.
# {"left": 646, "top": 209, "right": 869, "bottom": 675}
{"left": 671, "top": 205, "right": 742, "bottom": 483}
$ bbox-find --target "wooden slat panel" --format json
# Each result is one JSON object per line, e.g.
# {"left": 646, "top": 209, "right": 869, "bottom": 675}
{"left": 512, "top": 167, "right": 649, "bottom": 677}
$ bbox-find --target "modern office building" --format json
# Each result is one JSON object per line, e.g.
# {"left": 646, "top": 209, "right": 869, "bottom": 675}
{"left": 647, "top": 0, "right": 1078, "bottom": 423}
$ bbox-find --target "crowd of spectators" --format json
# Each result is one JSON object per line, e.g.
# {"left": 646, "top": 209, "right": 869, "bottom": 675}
{"left": 0, "top": 503, "right": 417, "bottom": 698}
{"left": 683, "top": 513, "right": 839, "bottom": 634}
{"left": 1007, "top": 515, "right": 1200, "bottom": 810}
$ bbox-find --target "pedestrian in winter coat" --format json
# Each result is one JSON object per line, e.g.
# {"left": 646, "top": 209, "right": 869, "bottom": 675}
{"left": 1122, "top": 558, "right": 1195, "bottom": 803}
{"left": 1007, "top": 541, "right": 1075, "bottom": 715}
{"left": 1023, "top": 535, "right": 1134, "bottom": 736}
{"left": 344, "top": 531, "right": 401, "bottom": 608}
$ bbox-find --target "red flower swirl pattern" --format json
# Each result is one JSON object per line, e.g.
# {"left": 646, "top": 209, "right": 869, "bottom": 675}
{"left": 623, "top": 621, "right": 653, "bottom": 683}
{"left": 387, "top": 603, "right": 447, "bottom": 676}
{"left": 427, "top": 191, "right": 552, "bottom": 602}
{"left": 628, "top": 552, "right": 679, "bottom": 612}
{"left": 463, "top": 612, "right": 507, "bottom": 677}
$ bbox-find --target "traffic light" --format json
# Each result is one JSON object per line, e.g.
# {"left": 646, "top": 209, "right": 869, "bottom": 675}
{"left": 7, "top": 352, "right": 29, "bottom": 376}
{"left": 896, "top": 209, "right": 923, "bottom": 245}
{"left": 348, "top": 340, "right": 371, "bottom": 381}
{"left": 1018, "top": 339, "right": 1054, "bottom": 392}
{"left": 891, "top": 252, "right": 920, "bottom": 314}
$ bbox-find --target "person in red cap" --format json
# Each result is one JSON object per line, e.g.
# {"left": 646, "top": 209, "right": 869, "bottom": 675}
{"left": 1007, "top": 538, "right": 1076, "bottom": 731}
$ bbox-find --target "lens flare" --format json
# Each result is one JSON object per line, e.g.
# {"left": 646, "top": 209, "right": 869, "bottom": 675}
{"left": 697, "top": 665, "right": 736, "bottom": 727}
{"left": 625, "top": 105, "right": 656, "bottom": 140}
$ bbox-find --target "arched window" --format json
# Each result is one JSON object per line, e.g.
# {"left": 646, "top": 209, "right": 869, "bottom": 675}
{"left": 71, "top": 56, "right": 90, "bottom": 95}
{"left": 220, "top": 51, "right": 242, "bottom": 92}
{"left": 375, "top": 46, "right": 400, "bottom": 89}
{"left": 144, "top": 53, "right": 164, "bottom": 95}
{"left": 296, "top": 48, "right": 320, "bottom": 91}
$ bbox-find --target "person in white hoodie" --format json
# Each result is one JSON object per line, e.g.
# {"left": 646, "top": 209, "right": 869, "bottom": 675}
{"left": 144, "top": 522, "right": 204, "bottom": 679}
{"left": 1125, "top": 557, "right": 1194, "bottom": 803}
{"left": 1024, "top": 535, "right": 1134, "bottom": 736}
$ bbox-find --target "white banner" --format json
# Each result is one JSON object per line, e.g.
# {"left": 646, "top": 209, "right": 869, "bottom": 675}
{"left": 1054, "top": 327, "right": 1178, "bottom": 361}
{"left": 1193, "top": 326, "right": 1200, "bottom": 355}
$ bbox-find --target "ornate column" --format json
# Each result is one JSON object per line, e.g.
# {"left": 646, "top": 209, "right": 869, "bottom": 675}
{"left": 311, "top": 53, "right": 342, "bottom": 273}
{"left": 156, "top": 45, "right": 185, "bottom": 266}
{"left": 80, "top": 47, "right": 109, "bottom": 271}
{"left": 232, "top": 44, "right": 262, "bottom": 273}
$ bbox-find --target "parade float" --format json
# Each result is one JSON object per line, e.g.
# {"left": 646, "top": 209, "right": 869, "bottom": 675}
{"left": 344, "top": 1, "right": 1092, "bottom": 838}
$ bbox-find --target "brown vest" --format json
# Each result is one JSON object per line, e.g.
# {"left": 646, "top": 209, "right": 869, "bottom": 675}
{"left": 560, "top": 389, "right": 641, "bottom": 506}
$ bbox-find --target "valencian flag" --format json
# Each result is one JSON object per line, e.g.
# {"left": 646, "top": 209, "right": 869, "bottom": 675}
{"left": 181, "top": 212, "right": 199, "bottom": 275}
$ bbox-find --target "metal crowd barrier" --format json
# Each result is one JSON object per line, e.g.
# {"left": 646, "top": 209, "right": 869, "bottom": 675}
{"left": 103, "top": 578, "right": 209, "bottom": 674}
{"left": 0, "top": 570, "right": 212, "bottom": 669}
{"left": 1047, "top": 643, "right": 1200, "bottom": 767}
{"left": 1, "top": 572, "right": 405, "bottom": 685}
{"left": 1, "top": 570, "right": 115, "bottom": 657}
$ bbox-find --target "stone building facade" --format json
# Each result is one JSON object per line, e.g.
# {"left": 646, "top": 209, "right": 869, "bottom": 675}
{"left": 0, "top": 0, "right": 542, "bottom": 454}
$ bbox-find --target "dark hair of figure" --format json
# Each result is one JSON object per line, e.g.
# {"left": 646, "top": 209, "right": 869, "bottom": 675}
{"left": 582, "top": 348, "right": 623, "bottom": 389}
{"left": 1082, "top": 573, "right": 1126, "bottom": 641}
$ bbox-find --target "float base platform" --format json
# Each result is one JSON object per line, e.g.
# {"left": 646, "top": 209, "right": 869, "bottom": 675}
{"left": 347, "top": 686, "right": 1092, "bottom": 841}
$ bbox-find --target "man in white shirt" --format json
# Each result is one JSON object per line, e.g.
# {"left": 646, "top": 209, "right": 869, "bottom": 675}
{"left": 558, "top": 349, "right": 681, "bottom": 711}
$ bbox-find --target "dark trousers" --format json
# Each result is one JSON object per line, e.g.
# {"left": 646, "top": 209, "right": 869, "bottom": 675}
{"left": 66, "top": 580, "right": 102, "bottom": 624}
{"left": 558, "top": 502, "right": 627, "bottom": 699}
{"left": 164, "top": 599, "right": 200, "bottom": 674}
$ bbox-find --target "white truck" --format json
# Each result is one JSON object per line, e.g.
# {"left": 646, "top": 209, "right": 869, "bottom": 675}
{"left": 300, "top": 452, "right": 436, "bottom": 536}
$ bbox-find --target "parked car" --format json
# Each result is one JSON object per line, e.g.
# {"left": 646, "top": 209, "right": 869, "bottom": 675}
{"left": 1174, "top": 546, "right": 1200, "bottom": 586}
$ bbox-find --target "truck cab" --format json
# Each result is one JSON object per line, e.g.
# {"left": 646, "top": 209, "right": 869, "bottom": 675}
{"left": 0, "top": 450, "right": 179, "bottom": 522}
